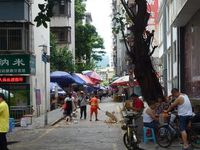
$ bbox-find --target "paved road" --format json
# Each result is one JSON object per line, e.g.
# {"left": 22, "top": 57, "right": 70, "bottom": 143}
{"left": 7, "top": 99, "right": 126, "bottom": 150}
{"left": 7, "top": 98, "right": 195, "bottom": 150}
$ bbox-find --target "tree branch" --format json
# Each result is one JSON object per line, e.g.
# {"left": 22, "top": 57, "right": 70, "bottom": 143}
{"left": 119, "top": 20, "right": 131, "bottom": 55}
{"left": 120, "top": 0, "right": 136, "bottom": 23}
{"left": 149, "top": 45, "right": 158, "bottom": 56}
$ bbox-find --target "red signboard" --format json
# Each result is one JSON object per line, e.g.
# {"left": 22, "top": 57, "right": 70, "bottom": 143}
{"left": 0, "top": 76, "right": 26, "bottom": 83}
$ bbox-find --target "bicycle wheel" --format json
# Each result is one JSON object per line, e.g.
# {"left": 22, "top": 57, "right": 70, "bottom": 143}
{"left": 124, "top": 132, "right": 131, "bottom": 150}
{"left": 157, "top": 125, "right": 172, "bottom": 148}
{"left": 123, "top": 131, "right": 139, "bottom": 150}
{"left": 189, "top": 129, "right": 200, "bottom": 148}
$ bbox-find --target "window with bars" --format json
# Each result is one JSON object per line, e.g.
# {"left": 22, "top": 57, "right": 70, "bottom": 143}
{"left": 51, "top": 27, "right": 71, "bottom": 44}
{"left": 0, "top": 29, "right": 22, "bottom": 50}
{"left": 0, "top": 23, "right": 30, "bottom": 52}
{"left": 53, "top": 0, "right": 71, "bottom": 16}
{"left": 66, "top": 0, "right": 71, "bottom": 17}
{"left": 59, "top": 0, "right": 65, "bottom": 14}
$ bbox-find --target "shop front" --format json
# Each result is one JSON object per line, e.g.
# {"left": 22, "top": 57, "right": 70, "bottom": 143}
{"left": 0, "top": 54, "right": 35, "bottom": 121}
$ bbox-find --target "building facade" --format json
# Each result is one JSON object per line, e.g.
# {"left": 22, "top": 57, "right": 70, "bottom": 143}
{"left": 50, "top": 0, "right": 75, "bottom": 62}
{"left": 158, "top": 0, "right": 200, "bottom": 99}
{"left": 112, "top": 0, "right": 128, "bottom": 76}
{"left": 0, "top": 0, "right": 50, "bottom": 118}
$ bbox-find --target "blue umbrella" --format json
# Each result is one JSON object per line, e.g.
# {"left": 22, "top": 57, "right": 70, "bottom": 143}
{"left": 71, "top": 73, "right": 86, "bottom": 85}
{"left": 50, "top": 82, "right": 64, "bottom": 91}
{"left": 50, "top": 82, "right": 66, "bottom": 96}
{"left": 50, "top": 71, "right": 75, "bottom": 86}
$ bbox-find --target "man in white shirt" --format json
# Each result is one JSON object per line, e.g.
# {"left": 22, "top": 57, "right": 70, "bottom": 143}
{"left": 167, "top": 88, "right": 193, "bottom": 150}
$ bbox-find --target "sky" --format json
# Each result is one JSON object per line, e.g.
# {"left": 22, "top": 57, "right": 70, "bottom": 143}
{"left": 86, "top": 0, "right": 113, "bottom": 66}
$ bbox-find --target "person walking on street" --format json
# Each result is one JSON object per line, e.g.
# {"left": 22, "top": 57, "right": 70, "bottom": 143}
{"left": 166, "top": 88, "right": 193, "bottom": 150}
{"left": 89, "top": 92, "right": 99, "bottom": 121}
{"left": 78, "top": 91, "right": 88, "bottom": 119}
{"left": 63, "top": 93, "right": 75, "bottom": 121}
{"left": 0, "top": 93, "right": 9, "bottom": 150}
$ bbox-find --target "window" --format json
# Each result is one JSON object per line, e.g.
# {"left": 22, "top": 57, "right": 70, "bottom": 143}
{"left": 51, "top": 27, "right": 71, "bottom": 44}
{"left": 66, "top": 0, "right": 71, "bottom": 17}
{"left": 59, "top": 0, "right": 65, "bottom": 15}
{"left": 0, "top": 29, "right": 22, "bottom": 50}
{"left": 0, "top": 30, "right": 7, "bottom": 50}
{"left": 173, "top": 41, "right": 177, "bottom": 63}
{"left": 166, "top": 5, "right": 170, "bottom": 31}
{"left": 67, "top": 27, "right": 71, "bottom": 43}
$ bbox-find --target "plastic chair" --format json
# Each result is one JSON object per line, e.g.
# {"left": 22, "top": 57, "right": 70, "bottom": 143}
{"left": 143, "top": 126, "right": 156, "bottom": 144}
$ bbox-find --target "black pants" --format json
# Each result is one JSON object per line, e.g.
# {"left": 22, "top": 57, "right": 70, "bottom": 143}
{"left": 0, "top": 132, "right": 8, "bottom": 150}
{"left": 80, "top": 106, "right": 87, "bottom": 119}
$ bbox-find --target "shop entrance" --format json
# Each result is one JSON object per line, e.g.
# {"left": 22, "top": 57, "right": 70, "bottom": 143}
{"left": 0, "top": 84, "right": 31, "bottom": 123}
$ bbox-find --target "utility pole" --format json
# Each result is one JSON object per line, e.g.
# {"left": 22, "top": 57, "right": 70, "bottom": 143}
{"left": 40, "top": 45, "right": 50, "bottom": 126}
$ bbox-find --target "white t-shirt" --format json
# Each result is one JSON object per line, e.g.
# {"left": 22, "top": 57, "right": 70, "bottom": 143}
{"left": 143, "top": 107, "right": 153, "bottom": 123}
{"left": 178, "top": 94, "right": 193, "bottom": 116}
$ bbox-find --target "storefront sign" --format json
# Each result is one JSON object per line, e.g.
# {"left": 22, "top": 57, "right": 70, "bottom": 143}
{"left": 0, "top": 76, "right": 26, "bottom": 83}
{"left": 0, "top": 54, "right": 36, "bottom": 75}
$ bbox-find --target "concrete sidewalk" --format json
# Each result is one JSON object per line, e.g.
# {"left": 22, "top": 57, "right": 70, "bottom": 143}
{"left": 11, "top": 108, "right": 64, "bottom": 132}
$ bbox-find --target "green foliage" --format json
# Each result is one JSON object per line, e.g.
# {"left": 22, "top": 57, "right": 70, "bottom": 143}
{"left": 75, "top": 23, "right": 105, "bottom": 72}
{"left": 50, "top": 33, "right": 74, "bottom": 72}
{"left": 75, "top": 0, "right": 105, "bottom": 72}
{"left": 34, "top": 0, "right": 55, "bottom": 28}
{"left": 75, "top": 0, "right": 86, "bottom": 24}
{"left": 112, "top": 11, "right": 128, "bottom": 34}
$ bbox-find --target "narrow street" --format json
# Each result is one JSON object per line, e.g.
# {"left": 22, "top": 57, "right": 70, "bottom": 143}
{"left": 7, "top": 99, "right": 126, "bottom": 150}
{"left": 7, "top": 98, "right": 195, "bottom": 150}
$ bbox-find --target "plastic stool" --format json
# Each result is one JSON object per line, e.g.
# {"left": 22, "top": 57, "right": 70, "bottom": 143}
{"left": 143, "top": 126, "right": 156, "bottom": 144}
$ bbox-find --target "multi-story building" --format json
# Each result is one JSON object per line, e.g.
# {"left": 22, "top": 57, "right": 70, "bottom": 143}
{"left": 158, "top": 0, "right": 200, "bottom": 100}
{"left": 0, "top": 0, "right": 50, "bottom": 119}
{"left": 112, "top": 0, "right": 128, "bottom": 76}
{"left": 50, "top": 0, "right": 75, "bottom": 62}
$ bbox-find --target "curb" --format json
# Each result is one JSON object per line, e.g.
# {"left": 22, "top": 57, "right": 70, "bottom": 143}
{"left": 51, "top": 116, "right": 65, "bottom": 126}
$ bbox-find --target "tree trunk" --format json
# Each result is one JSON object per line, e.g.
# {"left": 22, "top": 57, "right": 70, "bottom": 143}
{"left": 121, "top": 0, "right": 164, "bottom": 105}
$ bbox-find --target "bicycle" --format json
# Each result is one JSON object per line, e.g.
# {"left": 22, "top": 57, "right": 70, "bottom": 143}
{"left": 121, "top": 110, "right": 142, "bottom": 150}
{"left": 156, "top": 112, "right": 200, "bottom": 148}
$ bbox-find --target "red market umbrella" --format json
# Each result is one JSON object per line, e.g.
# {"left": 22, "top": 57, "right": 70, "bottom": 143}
{"left": 83, "top": 71, "right": 102, "bottom": 83}
{"left": 75, "top": 73, "right": 96, "bottom": 85}
{"left": 111, "top": 75, "right": 139, "bottom": 87}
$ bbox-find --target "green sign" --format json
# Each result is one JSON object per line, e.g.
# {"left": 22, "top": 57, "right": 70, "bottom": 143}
{"left": 0, "top": 54, "right": 36, "bottom": 75}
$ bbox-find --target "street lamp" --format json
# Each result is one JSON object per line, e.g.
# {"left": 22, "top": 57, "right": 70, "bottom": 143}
{"left": 39, "top": 44, "right": 50, "bottom": 126}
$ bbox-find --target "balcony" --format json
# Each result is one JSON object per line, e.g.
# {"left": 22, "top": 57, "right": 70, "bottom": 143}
{"left": 0, "top": 0, "right": 31, "bottom": 21}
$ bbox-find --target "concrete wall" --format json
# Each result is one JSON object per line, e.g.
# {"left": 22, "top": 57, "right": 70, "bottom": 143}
{"left": 31, "top": 0, "right": 50, "bottom": 113}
